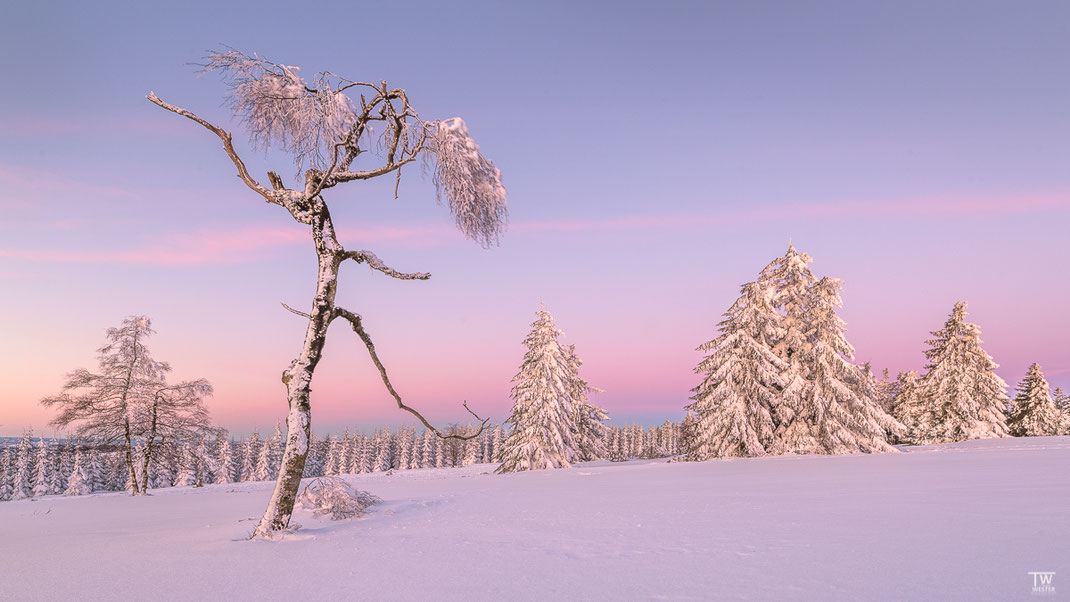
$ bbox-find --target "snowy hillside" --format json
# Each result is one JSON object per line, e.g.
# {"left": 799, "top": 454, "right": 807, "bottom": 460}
{"left": 3, "top": 437, "right": 1067, "bottom": 600}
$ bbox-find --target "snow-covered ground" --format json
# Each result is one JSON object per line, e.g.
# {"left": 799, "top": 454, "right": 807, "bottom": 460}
{"left": 3, "top": 437, "right": 1067, "bottom": 601}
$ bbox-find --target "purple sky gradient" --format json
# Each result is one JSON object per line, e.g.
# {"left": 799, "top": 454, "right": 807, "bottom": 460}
{"left": 2, "top": 1, "right": 1068, "bottom": 436}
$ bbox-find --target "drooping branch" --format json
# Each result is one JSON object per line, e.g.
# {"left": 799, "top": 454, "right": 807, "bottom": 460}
{"left": 332, "top": 307, "right": 488, "bottom": 440}
{"left": 342, "top": 250, "right": 430, "bottom": 280}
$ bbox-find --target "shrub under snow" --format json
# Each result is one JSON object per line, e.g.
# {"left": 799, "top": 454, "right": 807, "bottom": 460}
{"left": 296, "top": 477, "right": 380, "bottom": 520}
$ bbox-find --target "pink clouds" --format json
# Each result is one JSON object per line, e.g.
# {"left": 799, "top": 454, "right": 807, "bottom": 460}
{"left": 2, "top": 190, "right": 1066, "bottom": 266}
{"left": 514, "top": 191, "right": 1070, "bottom": 233}
{"left": 0, "top": 164, "right": 138, "bottom": 211}
{"left": 0, "top": 222, "right": 460, "bottom": 266}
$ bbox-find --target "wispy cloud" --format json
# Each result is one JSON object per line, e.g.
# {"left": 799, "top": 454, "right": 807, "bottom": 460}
{"left": 0, "top": 222, "right": 457, "bottom": 266}
{"left": 2, "top": 191, "right": 1066, "bottom": 266}
{"left": 0, "top": 164, "right": 139, "bottom": 214}
{"left": 0, "top": 111, "right": 204, "bottom": 140}
{"left": 513, "top": 191, "right": 1070, "bottom": 233}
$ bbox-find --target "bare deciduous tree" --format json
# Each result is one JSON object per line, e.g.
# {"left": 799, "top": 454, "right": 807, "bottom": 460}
{"left": 41, "top": 316, "right": 215, "bottom": 495}
{"left": 148, "top": 48, "right": 506, "bottom": 538}
{"left": 136, "top": 379, "right": 216, "bottom": 493}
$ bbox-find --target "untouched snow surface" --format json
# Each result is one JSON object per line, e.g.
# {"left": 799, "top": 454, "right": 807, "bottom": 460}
{"left": 3, "top": 437, "right": 1067, "bottom": 600}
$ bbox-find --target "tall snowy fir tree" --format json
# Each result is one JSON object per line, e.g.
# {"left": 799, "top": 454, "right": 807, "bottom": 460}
{"left": 915, "top": 302, "right": 1009, "bottom": 443}
{"left": 689, "top": 244, "right": 900, "bottom": 458}
{"left": 497, "top": 305, "right": 580, "bottom": 473}
{"left": 775, "top": 277, "right": 901, "bottom": 454}
{"left": 686, "top": 281, "right": 785, "bottom": 459}
{"left": 1006, "top": 363, "right": 1065, "bottom": 437}
{"left": 759, "top": 243, "right": 816, "bottom": 431}
{"left": 564, "top": 344, "right": 610, "bottom": 462}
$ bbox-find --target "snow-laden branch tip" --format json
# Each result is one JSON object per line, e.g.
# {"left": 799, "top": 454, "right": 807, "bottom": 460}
{"left": 342, "top": 250, "right": 430, "bottom": 280}
{"left": 202, "top": 49, "right": 358, "bottom": 172}
{"left": 428, "top": 118, "right": 508, "bottom": 248}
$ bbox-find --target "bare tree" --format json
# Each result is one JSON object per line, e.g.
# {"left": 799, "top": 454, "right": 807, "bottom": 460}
{"left": 135, "top": 379, "right": 216, "bottom": 493}
{"left": 148, "top": 48, "right": 505, "bottom": 538}
{"left": 41, "top": 316, "right": 215, "bottom": 496}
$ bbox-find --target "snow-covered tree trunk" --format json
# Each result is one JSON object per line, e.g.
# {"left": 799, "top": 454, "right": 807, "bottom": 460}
{"left": 255, "top": 227, "right": 338, "bottom": 535}
{"left": 150, "top": 49, "right": 501, "bottom": 537}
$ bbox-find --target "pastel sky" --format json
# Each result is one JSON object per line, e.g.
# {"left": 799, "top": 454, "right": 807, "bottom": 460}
{"left": 2, "top": 1, "right": 1068, "bottom": 437}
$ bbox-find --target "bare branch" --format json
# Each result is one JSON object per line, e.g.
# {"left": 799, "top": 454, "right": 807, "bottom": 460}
{"left": 146, "top": 92, "right": 286, "bottom": 209}
{"left": 332, "top": 307, "right": 487, "bottom": 440}
{"left": 281, "top": 302, "right": 312, "bottom": 319}
{"left": 342, "top": 250, "right": 430, "bottom": 280}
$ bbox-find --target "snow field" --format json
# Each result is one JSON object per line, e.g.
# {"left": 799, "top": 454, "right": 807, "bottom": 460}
{"left": 2, "top": 436, "right": 1067, "bottom": 601}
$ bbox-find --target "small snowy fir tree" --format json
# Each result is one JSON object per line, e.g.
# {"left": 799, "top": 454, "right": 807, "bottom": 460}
{"left": 0, "top": 447, "right": 13, "bottom": 501}
{"left": 32, "top": 438, "right": 53, "bottom": 498}
{"left": 254, "top": 423, "right": 284, "bottom": 481}
{"left": 213, "top": 436, "right": 236, "bottom": 484}
{"left": 686, "top": 281, "right": 785, "bottom": 459}
{"left": 916, "top": 302, "right": 1009, "bottom": 442}
{"left": 1055, "top": 387, "right": 1070, "bottom": 435}
{"left": 11, "top": 430, "right": 35, "bottom": 500}
{"left": 564, "top": 344, "right": 610, "bottom": 462}
{"left": 497, "top": 305, "right": 580, "bottom": 473}
{"left": 241, "top": 429, "right": 261, "bottom": 482}
{"left": 1054, "top": 387, "right": 1068, "bottom": 411}
{"left": 64, "top": 447, "right": 92, "bottom": 496}
{"left": 890, "top": 370, "right": 928, "bottom": 443}
{"left": 1007, "top": 363, "right": 1065, "bottom": 437}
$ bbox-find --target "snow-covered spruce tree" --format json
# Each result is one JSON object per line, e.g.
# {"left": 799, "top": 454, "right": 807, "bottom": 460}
{"left": 564, "top": 344, "right": 610, "bottom": 462}
{"left": 1056, "top": 388, "right": 1070, "bottom": 435}
{"left": 497, "top": 306, "right": 580, "bottom": 473}
{"left": 254, "top": 424, "right": 284, "bottom": 481}
{"left": 149, "top": 48, "right": 498, "bottom": 538}
{"left": 1055, "top": 387, "right": 1068, "bottom": 411}
{"left": 890, "top": 370, "right": 928, "bottom": 443}
{"left": 0, "top": 447, "right": 12, "bottom": 501}
{"left": 32, "top": 438, "right": 53, "bottom": 498}
{"left": 756, "top": 243, "right": 817, "bottom": 449}
{"left": 239, "top": 430, "right": 260, "bottom": 482}
{"left": 64, "top": 447, "right": 92, "bottom": 497}
{"left": 10, "top": 430, "right": 35, "bottom": 500}
{"left": 686, "top": 281, "right": 786, "bottom": 459}
{"left": 916, "top": 302, "right": 1009, "bottom": 442}
{"left": 781, "top": 278, "right": 901, "bottom": 454}
{"left": 213, "top": 435, "right": 236, "bottom": 485}
{"left": 1007, "top": 363, "right": 1065, "bottom": 437}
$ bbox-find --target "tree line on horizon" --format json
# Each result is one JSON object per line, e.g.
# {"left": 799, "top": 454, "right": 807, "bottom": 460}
{"left": 0, "top": 421, "right": 682, "bottom": 501}
{"left": 4, "top": 245, "right": 1067, "bottom": 502}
